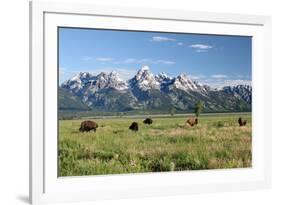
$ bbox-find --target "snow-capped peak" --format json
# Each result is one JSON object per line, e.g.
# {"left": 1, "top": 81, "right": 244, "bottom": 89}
{"left": 158, "top": 72, "right": 168, "bottom": 79}
{"left": 135, "top": 66, "right": 153, "bottom": 80}
{"left": 129, "top": 66, "right": 160, "bottom": 91}
{"left": 222, "top": 84, "right": 252, "bottom": 103}
{"left": 155, "top": 72, "right": 172, "bottom": 81}
{"left": 173, "top": 73, "right": 198, "bottom": 91}
{"left": 62, "top": 71, "right": 128, "bottom": 94}
{"left": 140, "top": 65, "right": 150, "bottom": 71}
{"left": 107, "top": 71, "right": 128, "bottom": 90}
{"left": 63, "top": 72, "right": 94, "bottom": 91}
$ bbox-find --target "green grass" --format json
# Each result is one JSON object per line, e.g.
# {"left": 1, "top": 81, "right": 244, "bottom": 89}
{"left": 58, "top": 114, "right": 252, "bottom": 176}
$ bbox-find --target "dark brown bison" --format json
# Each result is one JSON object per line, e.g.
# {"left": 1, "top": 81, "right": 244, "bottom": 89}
{"left": 238, "top": 117, "right": 247, "bottom": 126}
{"left": 129, "top": 122, "right": 138, "bottom": 131}
{"left": 186, "top": 117, "right": 198, "bottom": 127}
{"left": 143, "top": 118, "right": 153, "bottom": 124}
{"left": 79, "top": 120, "right": 98, "bottom": 132}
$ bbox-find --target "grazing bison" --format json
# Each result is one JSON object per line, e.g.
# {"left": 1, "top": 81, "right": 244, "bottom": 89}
{"left": 238, "top": 117, "right": 247, "bottom": 126}
{"left": 79, "top": 120, "right": 98, "bottom": 132}
{"left": 186, "top": 117, "right": 198, "bottom": 127}
{"left": 129, "top": 122, "right": 138, "bottom": 132}
{"left": 143, "top": 118, "right": 153, "bottom": 125}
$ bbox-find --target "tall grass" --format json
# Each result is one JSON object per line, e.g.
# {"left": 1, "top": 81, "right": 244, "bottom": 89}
{"left": 58, "top": 114, "right": 252, "bottom": 176}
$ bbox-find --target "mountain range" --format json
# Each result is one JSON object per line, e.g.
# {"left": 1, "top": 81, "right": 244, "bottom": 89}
{"left": 60, "top": 66, "right": 252, "bottom": 113}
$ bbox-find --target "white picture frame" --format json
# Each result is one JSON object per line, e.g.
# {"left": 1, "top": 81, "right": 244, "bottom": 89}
{"left": 30, "top": 1, "right": 272, "bottom": 204}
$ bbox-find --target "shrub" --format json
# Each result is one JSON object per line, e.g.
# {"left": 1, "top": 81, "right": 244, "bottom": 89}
{"left": 148, "top": 157, "right": 174, "bottom": 172}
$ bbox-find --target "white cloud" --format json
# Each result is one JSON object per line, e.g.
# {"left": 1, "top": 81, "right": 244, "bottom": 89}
{"left": 198, "top": 78, "right": 251, "bottom": 89}
{"left": 88, "top": 67, "right": 137, "bottom": 80}
{"left": 114, "top": 58, "right": 175, "bottom": 65}
{"left": 151, "top": 37, "right": 184, "bottom": 47}
{"left": 81, "top": 57, "right": 115, "bottom": 62}
{"left": 190, "top": 44, "right": 213, "bottom": 52}
{"left": 80, "top": 56, "right": 93, "bottom": 61}
{"left": 68, "top": 67, "right": 138, "bottom": 80}
{"left": 190, "top": 44, "right": 213, "bottom": 49}
{"left": 155, "top": 60, "right": 175, "bottom": 65}
{"left": 223, "top": 79, "right": 252, "bottom": 87}
{"left": 122, "top": 58, "right": 137, "bottom": 64}
{"left": 151, "top": 36, "right": 176, "bottom": 42}
{"left": 81, "top": 57, "right": 175, "bottom": 65}
{"left": 95, "top": 57, "right": 114, "bottom": 62}
{"left": 189, "top": 74, "right": 206, "bottom": 80}
{"left": 211, "top": 74, "right": 228, "bottom": 79}
{"left": 113, "top": 68, "right": 138, "bottom": 80}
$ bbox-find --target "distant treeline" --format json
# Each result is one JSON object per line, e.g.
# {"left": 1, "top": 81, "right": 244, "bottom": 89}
{"left": 58, "top": 110, "right": 251, "bottom": 120}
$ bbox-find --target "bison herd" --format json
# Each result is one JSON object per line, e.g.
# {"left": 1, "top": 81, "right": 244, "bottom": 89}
{"left": 78, "top": 117, "right": 247, "bottom": 133}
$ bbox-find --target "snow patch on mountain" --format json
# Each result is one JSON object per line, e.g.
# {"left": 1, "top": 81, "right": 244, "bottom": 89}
{"left": 62, "top": 71, "right": 128, "bottom": 94}
{"left": 61, "top": 66, "right": 252, "bottom": 110}
{"left": 129, "top": 66, "right": 160, "bottom": 91}
{"left": 222, "top": 84, "right": 252, "bottom": 103}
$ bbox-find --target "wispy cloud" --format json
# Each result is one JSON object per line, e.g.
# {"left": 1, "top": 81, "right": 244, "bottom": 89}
{"left": 81, "top": 57, "right": 115, "bottom": 62}
{"left": 198, "top": 78, "right": 251, "bottom": 89}
{"left": 80, "top": 56, "right": 93, "bottom": 61}
{"left": 95, "top": 57, "right": 114, "bottom": 62}
{"left": 151, "top": 37, "right": 186, "bottom": 47}
{"left": 211, "top": 74, "right": 228, "bottom": 79}
{"left": 189, "top": 74, "right": 206, "bottom": 80}
{"left": 190, "top": 44, "right": 212, "bottom": 49}
{"left": 108, "top": 68, "right": 137, "bottom": 80}
{"left": 155, "top": 60, "right": 176, "bottom": 65}
{"left": 151, "top": 36, "right": 176, "bottom": 42}
{"left": 81, "top": 56, "right": 175, "bottom": 65}
{"left": 60, "top": 67, "right": 138, "bottom": 82}
{"left": 190, "top": 44, "right": 213, "bottom": 52}
{"left": 188, "top": 72, "right": 251, "bottom": 89}
{"left": 114, "top": 58, "right": 175, "bottom": 65}
{"left": 223, "top": 79, "right": 252, "bottom": 87}
{"left": 83, "top": 68, "right": 137, "bottom": 81}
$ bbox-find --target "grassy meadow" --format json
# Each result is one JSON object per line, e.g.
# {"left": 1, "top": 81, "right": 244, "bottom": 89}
{"left": 58, "top": 113, "right": 252, "bottom": 176}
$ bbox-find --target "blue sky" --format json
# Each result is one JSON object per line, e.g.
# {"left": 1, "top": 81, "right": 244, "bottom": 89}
{"left": 59, "top": 27, "right": 252, "bottom": 88}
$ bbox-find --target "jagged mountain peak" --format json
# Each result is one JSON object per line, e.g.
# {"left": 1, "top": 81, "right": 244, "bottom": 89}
{"left": 140, "top": 65, "right": 150, "bottom": 71}
{"left": 60, "top": 67, "right": 252, "bottom": 112}
{"left": 155, "top": 72, "right": 173, "bottom": 82}
{"left": 173, "top": 73, "right": 199, "bottom": 91}
{"left": 62, "top": 70, "right": 128, "bottom": 94}
{"left": 222, "top": 84, "right": 252, "bottom": 103}
{"left": 135, "top": 66, "right": 154, "bottom": 80}
{"left": 129, "top": 65, "right": 160, "bottom": 91}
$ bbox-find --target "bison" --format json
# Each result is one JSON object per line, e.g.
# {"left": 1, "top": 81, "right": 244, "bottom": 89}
{"left": 186, "top": 117, "right": 198, "bottom": 127}
{"left": 238, "top": 117, "right": 247, "bottom": 126}
{"left": 79, "top": 120, "right": 98, "bottom": 132}
{"left": 129, "top": 122, "right": 138, "bottom": 132}
{"left": 143, "top": 118, "right": 153, "bottom": 125}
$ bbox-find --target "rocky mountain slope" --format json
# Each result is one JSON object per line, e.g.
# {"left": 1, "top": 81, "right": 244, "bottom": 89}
{"left": 60, "top": 66, "right": 252, "bottom": 113}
